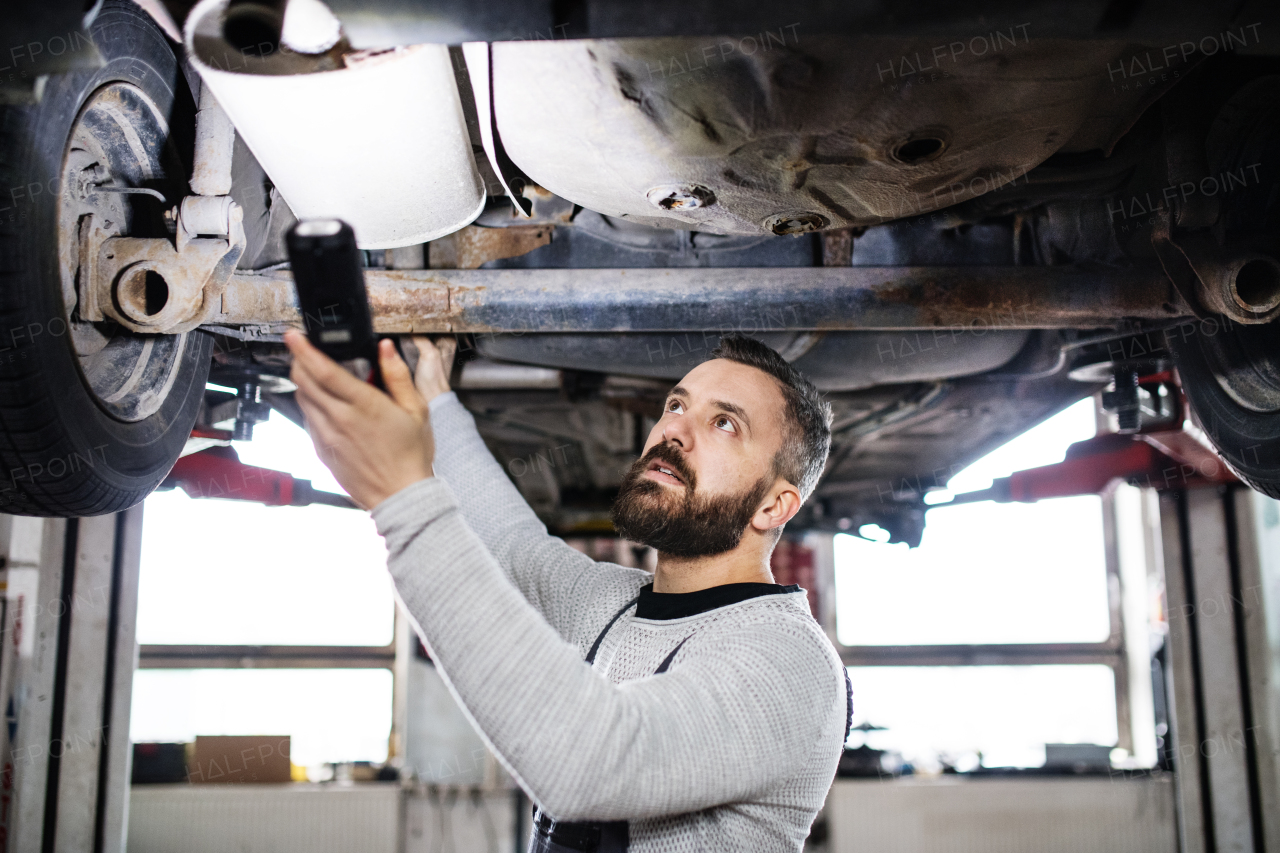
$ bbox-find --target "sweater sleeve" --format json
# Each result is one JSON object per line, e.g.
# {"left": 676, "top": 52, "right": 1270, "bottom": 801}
{"left": 374, "top": 477, "right": 845, "bottom": 822}
{"left": 428, "top": 392, "right": 645, "bottom": 640}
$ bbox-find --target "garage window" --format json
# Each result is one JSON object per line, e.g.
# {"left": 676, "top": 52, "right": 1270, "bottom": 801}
{"left": 835, "top": 495, "right": 1110, "bottom": 646}
{"left": 131, "top": 669, "right": 393, "bottom": 766}
{"left": 136, "top": 414, "right": 395, "bottom": 647}
{"left": 131, "top": 411, "right": 396, "bottom": 766}
{"left": 845, "top": 665, "right": 1118, "bottom": 770}
{"left": 835, "top": 399, "right": 1150, "bottom": 770}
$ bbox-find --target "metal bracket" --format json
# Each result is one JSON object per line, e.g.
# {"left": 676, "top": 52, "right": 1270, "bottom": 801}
{"left": 1151, "top": 212, "right": 1280, "bottom": 325}
{"left": 82, "top": 197, "right": 246, "bottom": 334}
{"left": 1150, "top": 214, "right": 1211, "bottom": 321}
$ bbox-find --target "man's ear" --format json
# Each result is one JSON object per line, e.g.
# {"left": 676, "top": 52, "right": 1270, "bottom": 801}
{"left": 752, "top": 481, "right": 803, "bottom": 532}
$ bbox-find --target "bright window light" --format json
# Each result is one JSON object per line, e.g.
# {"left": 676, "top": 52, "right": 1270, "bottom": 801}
{"left": 847, "top": 665, "right": 1118, "bottom": 770}
{"left": 130, "top": 669, "right": 393, "bottom": 766}
{"left": 835, "top": 495, "right": 1109, "bottom": 645}
{"left": 947, "top": 397, "right": 1096, "bottom": 494}
{"left": 137, "top": 410, "right": 395, "bottom": 646}
{"left": 836, "top": 398, "right": 1109, "bottom": 646}
{"left": 857, "top": 523, "right": 892, "bottom": 543}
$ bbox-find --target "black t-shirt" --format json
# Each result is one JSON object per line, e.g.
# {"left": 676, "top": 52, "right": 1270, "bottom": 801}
{"left": 634, "top": 582, "right": 800, "bottom": 620}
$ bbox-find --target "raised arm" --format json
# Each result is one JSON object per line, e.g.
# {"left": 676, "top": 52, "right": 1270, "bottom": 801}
{"left": 429, "top": 390, "right": 645, "bottom": 634}
{"left": 411, "top": 338, "right": 646, "bottom": 637}
{"left": 374, "top": 477, "right": 847, "bottom": 821}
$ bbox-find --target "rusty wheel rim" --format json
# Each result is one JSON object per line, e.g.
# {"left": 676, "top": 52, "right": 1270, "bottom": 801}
{"left": 57, "top": 81, "right": 191, "bottom": 423}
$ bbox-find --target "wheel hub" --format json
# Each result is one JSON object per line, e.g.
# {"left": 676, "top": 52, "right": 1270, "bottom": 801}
{"left": 58, "top": 82, "right": 192, "bottom": 423}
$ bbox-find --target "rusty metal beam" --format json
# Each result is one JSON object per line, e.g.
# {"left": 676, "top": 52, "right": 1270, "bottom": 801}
{"left": 210, "top": 265, "right": 1188, "bottom": 334}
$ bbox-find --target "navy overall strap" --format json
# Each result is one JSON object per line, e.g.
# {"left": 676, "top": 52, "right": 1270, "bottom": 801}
{"left": 532, "top": 596, "right": 691, "bottom": 853}
{"left": 584, "top": 595, "right": 641, "bottom": 665}
{"left": 844, "top": 669, "right": 854, "bottom": 742}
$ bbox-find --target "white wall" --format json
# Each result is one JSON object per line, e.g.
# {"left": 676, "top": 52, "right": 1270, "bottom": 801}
{"left": 827, "top": 776, "right": 1177, "bottom": 853}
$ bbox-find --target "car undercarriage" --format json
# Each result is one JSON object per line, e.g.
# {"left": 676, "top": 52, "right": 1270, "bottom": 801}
{"left": 1, "top": 1, "right": 1278, "bottom": 539}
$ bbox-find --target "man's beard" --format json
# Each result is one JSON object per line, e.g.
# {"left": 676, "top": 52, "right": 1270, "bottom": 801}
{"left": 610, "top": 443, "right": 772, "bottom": 558}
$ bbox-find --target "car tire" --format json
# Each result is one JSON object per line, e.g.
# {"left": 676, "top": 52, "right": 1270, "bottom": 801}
{"left": 1166, "top": 75, "right": 1280, "bottom": 499}
{"left": 1168, "top": 319, "right": 1280, "bottom": 498}
{"left": 0, "top": 0, "right": 210, "bottom": 516}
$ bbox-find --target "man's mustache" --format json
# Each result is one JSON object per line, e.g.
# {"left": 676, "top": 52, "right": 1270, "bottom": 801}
{"left": 637, "top": 443, "right": 696, "bottom": 492}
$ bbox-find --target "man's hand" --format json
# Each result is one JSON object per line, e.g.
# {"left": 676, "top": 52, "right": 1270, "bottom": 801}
{"left": 285, "top": 330, "right": 434, "bottom": 509}
{"left": 410, "top": 335, "right": 456, "bottom": 402}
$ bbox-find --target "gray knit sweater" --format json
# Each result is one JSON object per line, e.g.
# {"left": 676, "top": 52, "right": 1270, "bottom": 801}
{"left": 372, "top": 392, "right": 848, "bottom": 852}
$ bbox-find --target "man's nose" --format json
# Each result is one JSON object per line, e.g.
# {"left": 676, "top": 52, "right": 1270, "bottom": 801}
{"left": 661, "top": 417, "right": 694, "bottom": 450}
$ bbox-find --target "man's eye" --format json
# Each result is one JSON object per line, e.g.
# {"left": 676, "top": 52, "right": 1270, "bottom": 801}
{"left": 667, "top": 400, "right": 683, "bottom": 413}
{"left": 714, "top": 416, "right": 736, "bottom": 433}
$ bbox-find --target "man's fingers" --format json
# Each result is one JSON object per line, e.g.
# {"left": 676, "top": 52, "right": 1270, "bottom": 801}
{"left": 379, "top": 339, "right": 424, "bottom": 415}
{"left": 410, "top": 335, "right": 440, "bottom": 372}
{"left": 435, "top": 337, "right": 457, "bottom": 370}
{"left": 290, "top": 353, "right": 335, "bottom": 407}
{"left": 293, "top": 385, "right": 339, "bottom": 453}
{"left": 410, "top": 335, "right": 455, "bottom": 400}
{"left": 284, "top": 329, "right": 373, "bottom": 405}
{"left": 290, "top": 353, "right": 359, "bottom": 430}
{"left": 293, "top": 398, "right": 368, "bottom": 507}
{"left": 398, "top": 337, "right": 421, "bottom": 376}
{"left": 295, "top": 382, "right": 359, "bottom": 455}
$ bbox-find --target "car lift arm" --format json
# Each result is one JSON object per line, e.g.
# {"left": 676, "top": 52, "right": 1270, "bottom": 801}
{"left": 160, "top": 445, "right": 358, "bottom": 509}
{"left": 936, "top": 430, "right": 1237, "bottom": 507}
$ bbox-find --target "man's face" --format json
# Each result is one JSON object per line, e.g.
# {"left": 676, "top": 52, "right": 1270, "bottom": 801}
{"left": 611, "top": 358, "right": 789, "bottom": 557}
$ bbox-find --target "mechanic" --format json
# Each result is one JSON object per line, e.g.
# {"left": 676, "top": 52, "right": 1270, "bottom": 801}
{"left": 284, "top": 329, "right": 851, "bottom": 853}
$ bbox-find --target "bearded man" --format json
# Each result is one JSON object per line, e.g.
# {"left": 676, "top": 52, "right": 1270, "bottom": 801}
{"left": 285, "top": 329, "right": 850, "bottom": 853}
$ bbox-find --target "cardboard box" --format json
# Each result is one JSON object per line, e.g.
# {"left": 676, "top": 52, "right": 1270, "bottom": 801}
{"left": 189, "top": 735, "right": 292, "bottom": 784}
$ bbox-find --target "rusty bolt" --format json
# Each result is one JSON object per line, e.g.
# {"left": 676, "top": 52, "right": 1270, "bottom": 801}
{"left": 764, "top": 211, "right": 829, "bottom": 236}
{"left": 646, "top": 184, "right": 716, "bottom": 211}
